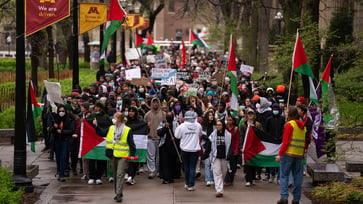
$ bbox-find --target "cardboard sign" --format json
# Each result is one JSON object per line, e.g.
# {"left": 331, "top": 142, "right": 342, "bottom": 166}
{"left": 212, "top": 72, "right": 225, "bottom": 84}
{"left": 125, "top": 67, "right": 141, "bottom": 80}
{"left": 240, "top": 64, "right": 254, "bottom": 74}
{"left": 132, "top": 78, "right": 149, "bottom": 86}
{"left": 44, "top": 80, "right": 63, "bottom": 104}
{"left": 146, "top": 55, "right": 155, "bottom": 63}
{"left": 125, "top": 48, "right": 140, "bottom": 60}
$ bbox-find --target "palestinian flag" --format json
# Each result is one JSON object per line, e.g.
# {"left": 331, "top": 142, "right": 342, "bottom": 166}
{"left": 189, "top": 29, "right": 212, "bottom": 49}
{"left": 227, "top": 35, "right": 238, "bottom": 116}
{"left": 292, "top": 31, "right": 318, "bottom": 104}
{"left": 135, "top": 33, "right": 146, "bottom": 48}
{"left": 181, "top": 38, "right": 186, "bottom": 69}
{"left": 127, "top": 122, "right": 148, "bottom": 163}
{"left": 320, "top": 55, "right": 332, "bottom": 112}
{"left": 79, "top": 120, "right": 108, "bottom": 160}
{"left": 145, "top": 32, "right": 154, "bottom": 48}
{"left": 26, "top": 80, "right": 44, "bottom": 152}
{"left": 100, "top": 0, "right": 127, "bottom": 66}
{"left": 242, "top": 126, "right": 281, "bottom": 167}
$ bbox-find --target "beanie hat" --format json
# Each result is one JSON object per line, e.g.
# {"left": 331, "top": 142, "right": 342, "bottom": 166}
{"left": 253, "top": 95, "right": 260, "bottom": 102}
{"left": 276, "top": 85, "right": 285, "bottom": 93}
{"left": 206, "top": 91, "right": 214, "bottom": 97}
{"left": 297, "top": 97, "right": 305, "bottom": 104}
{"left": 64, "top": 103, "right": 72, "bottom": 111}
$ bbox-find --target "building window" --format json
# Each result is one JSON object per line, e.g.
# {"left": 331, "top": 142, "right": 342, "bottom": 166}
{"left": 169, "top": 0, "right": 175, "bottom": 13}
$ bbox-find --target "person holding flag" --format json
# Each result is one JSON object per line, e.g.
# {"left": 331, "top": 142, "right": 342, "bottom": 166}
{"left": 94, "top": 112, "right": 136, "bottom": 203}
{"left": 276, "top": 106, "right": 307, "bottom": 204}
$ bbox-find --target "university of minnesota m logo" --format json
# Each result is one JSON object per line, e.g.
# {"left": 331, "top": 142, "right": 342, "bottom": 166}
{"left": 40, "top": 0, "right": 56, "bottom": 3}
{"left": 88, "top": 7, "right": 99, "bottom": 14}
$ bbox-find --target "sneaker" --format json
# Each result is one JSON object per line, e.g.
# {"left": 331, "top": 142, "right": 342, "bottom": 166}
{"left": 237, "top": 164, "right": 241, "bottom": 169}
{"left": 59, "top": 177, "right": 66, "bottom": 182}
{"left": 206, "top": 181, "right": 211, "bottom": 186}
{"left": 292, "top": 200, "right": 299, "bottom": 204}
{"left": 88, "top": 179, "right": 95, "bottom": 185}
{"left": 263, "top": 175, "right": 270, "bottom": 181}
{"left": 216, "top": 192, "right": 223, "bottom": 198}
{"left": 126, "top": 177, "right": 132, "bottom": 184}
{"left": 187, "top": 187, "right": 195, "bottom": 191}
{"left": 255, "top": 174, "right": 261, "bottom": 180}
{"left": 148, "top": 173, "right": 154, "bottom": 179}
{"left": 269, "top": 176, "right": 275, "bottom": 183}
{"left": 116, "top": 194, "right": 122, "bottom": 203}
{"left": 131, "top": 178, "right": 136, "bottom": 185}
{"left": 277, "top": 198, "right": 288, "bottom": 204}
{"left": 195, "top": 172, "right": 201, "bottom": 178}
{"left": 224, "top": 182, "right": 232, "bottom": 186}
{"left": 210, "top": 181, "right": 214, "bottom": 185}
{"left": 124, "top": 173, "right": 129, "bottom": 180}
{"left": 109, "top": 177, "right": 114, "bottom": 183}
{"left": 138, "top": 168, "right": 144, "bottom": 173}
{"left": 184, "top": 184, "right": 188, "bottom": 189}
{"left": 245, "top": 182, "right": 251, "bottom": 187}
{"left": 81, "top": 175, "right": 87, "bottom": 180}
{"left": 96, "top": 179, "right": 103, "bottom": 185}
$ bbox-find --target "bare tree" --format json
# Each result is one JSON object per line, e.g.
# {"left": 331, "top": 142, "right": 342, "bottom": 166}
{"left": 138, "top": 0, "right": 165, "bottom": 36}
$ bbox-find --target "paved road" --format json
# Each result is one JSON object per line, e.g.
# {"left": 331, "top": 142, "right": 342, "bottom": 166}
{"left": 0, "top": 142, "right": 327, "bottom": 204}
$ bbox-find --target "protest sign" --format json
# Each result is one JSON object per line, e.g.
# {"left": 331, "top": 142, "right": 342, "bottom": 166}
{"left": 212, "top": 72, "right": 225, "bottom": 84}
{"left": 132, "top": 78, "right": 149, "bottom": 86}
{"left": 155, "top": 54, "right": 167, "bottom": 68}
{"left": 125, "top": 48, "right": 140, "bottom": 60}
{"left": 125, "top": 67, "right": 141, "bottom": 80}
{"left": 44, "top": 80, "right": 63, "bottom": 104}
{"left": 240, "top": 64, "right": 254, "bottom": 74}
{"left": 197, "top": 71, "right": 211, "bottom": 81}
{"left": 177, "top": 71, "right": 189, "bottom": 80}
{"left": 152, "top": 68, "right": 177, "bottom": 85}
{"left": 146, "top": 55, "right": 156, "bottom": 63}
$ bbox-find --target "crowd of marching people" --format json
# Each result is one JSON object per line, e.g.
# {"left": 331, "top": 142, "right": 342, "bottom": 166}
{"left": 40, "top": 45, "right": 312, "bottom": 203}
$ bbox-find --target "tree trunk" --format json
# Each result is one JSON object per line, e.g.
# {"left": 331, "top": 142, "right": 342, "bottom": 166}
{"left": 47, "top": 26, "right": 55, "bottom": 78}
{"left": 258, "top": 0, "right": 271, "bottom": 73}
{"left": 83, "top": 33, "right": 90, "bottom": 63}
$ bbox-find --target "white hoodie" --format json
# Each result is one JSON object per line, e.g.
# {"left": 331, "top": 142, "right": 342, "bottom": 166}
{"left": 175, "top": 111, "right": 202, "bottom": 152}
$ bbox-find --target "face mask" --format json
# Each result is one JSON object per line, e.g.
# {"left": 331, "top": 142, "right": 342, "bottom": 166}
{"left": 175, "top": 105, "right": 181, "bottom": 111}
{"left": 230, "top": 111, "right": 233, "bottom": 116}
{"left": 273, "top": 110, "right": 279, "bottom": 115}
{"left": 112, "top": 118, "right": 117, "bottom": 124}
{"left": 95, "top": 111, "right": 100, "bottom": 114}
{"left": 139, "top": 88, "right": 144, "bottom": 93}
{"left": 242, "top": 86, "right": 246, "bottom": 89}
{"left": 59, "top": 111, "right": 65, "bottom": 117}
{"left": 124, "top": 111, "right": 128, "bottom": 116}
{"left": 268, "top": 102, "right": 272, "bottom": 106}
{"left": 117, "top": 101, "right": 122, "bottom": 105}
{"left": 211, "top": 81, "right": 217, "bottom": 86}
{"left": 241, "top": 105, "right": 246, "bottom": 110}
{"left": 256, "top": 104, "right": 261, "bottom": 109}
{"left": 132, "top": 88, "right": 136, "bottom": 92}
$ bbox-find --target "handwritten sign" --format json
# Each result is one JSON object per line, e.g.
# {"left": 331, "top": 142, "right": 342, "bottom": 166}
{"left": 240, "top": 64, "right": 254, "bottom": 74}
{"left": 44, "top": 80, "right": 63, "bottom": 104}
{"left": 155, "top": 54, "right": 167, "bottom": 68}
{"left": 152, "top": 68, "right": 177, "bottom": 85}
{"left": 125, "top": 67, "right": 141, "bottom": 80}
{"left": 132, "top": 78, "right": 149, "bottom": 86}
{"left": 125, "top": 48, "right": 140, "bottom": 60}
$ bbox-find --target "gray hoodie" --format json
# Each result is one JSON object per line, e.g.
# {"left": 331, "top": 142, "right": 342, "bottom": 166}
{"left": 144, "top": 97, "right": 166, "bottom": 139}
{"left": 175, "top": 111, "right": 202, "bottom": 152}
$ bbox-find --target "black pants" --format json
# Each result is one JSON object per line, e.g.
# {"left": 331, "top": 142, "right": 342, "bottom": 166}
{"left": 244, "top": 165, "right": 256, "bottom": 183}
{"left": 69, "top": 138, "right": 80, "bottom": 170}
{"left": 89, "top": 159, "right": 106, "bottom": 179}
{"left": 127, "top": 162, "right": 138, "bottom": 178}
{"left": 224, "top": 154, "right": 238, "bottom": 183}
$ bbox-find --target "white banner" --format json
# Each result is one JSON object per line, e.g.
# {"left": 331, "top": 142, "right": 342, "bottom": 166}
{"left": 44, "top": 80, "right": 63, "bottom": 104}
{"left": 151, "top": 68, "right": 177, "bottom": 85}
{"left": 240, "top": 64, "right": 254, "bottom": 74}
{"left": 125, "top": 48, "right": 141, "bottom": 60}
{"left": 125, "top": 67, "right": 141, "bottom": 80}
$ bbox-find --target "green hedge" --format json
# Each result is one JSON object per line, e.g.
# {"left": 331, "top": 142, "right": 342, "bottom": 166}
{"left": 335, "top": 68, "right": 363, "bottom": 101}
{"left": 0, "top": 167, "right": 23, "bottom": 204}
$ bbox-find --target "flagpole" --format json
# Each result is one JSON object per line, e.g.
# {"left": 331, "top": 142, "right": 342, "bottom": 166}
{"left": 287, "top": 65, "right": 294, "bottom": 107}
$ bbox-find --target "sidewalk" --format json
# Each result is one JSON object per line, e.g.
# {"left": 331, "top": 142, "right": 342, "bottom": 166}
{"left": 0, "top": 142, "right": 319, "bottom": 204}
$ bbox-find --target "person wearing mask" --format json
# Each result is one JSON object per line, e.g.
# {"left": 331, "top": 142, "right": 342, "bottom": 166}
{"left": 125, "top": 106, "right": 149, "bottom": 185}
{"left": 201, "top": 110, "right": 216, "bottom": 186}
{"left": 175, "top": 111, "right": 203, "bottom": 191}
{"left": 52, "top": 104, "right": 75, "bottom": 182}
{"left": 265, "top": 103, "right": 285, "bottom": 183}
{"left": 203, "top": 120, "right": 231, "bottom": 198}
{"left": 157, "top": 111, "right": 181, "bottom": 184}
{"left": 224, "top": 116, "right": 240, "bottom": 186}
{"left": 86, "top": 102, "right": 112, "bottom": 185}
{"left": 276, "top": 106, "right": 306, "bottom": 204}
{"left": 144, "top": 98, "right": 166, "bottom": 179}
{"left": 206, "top": 78, "right": 222, "bottom": 95}
{"left": 215, "top": 102, "right": 228, "bottom": 124}
{"left": 94, "top": 112, "right": 136, "bottom": 203}
{"left": 240, "top": 108, "right": 262, "bottom": 187}
{"left": 296, "top": 104, "right": 312, "bottom": 176}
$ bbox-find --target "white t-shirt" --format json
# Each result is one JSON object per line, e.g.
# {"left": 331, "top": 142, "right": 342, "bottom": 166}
{"left": 175, "top": 122, "right": 202, "bottom": 152}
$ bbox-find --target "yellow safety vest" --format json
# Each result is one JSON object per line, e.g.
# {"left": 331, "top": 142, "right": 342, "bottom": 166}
{"left": 285, "top": 120, "right": 306, "bottom": 157}
{"left": 105, "top": 125, "right": 131, "bottom": 158}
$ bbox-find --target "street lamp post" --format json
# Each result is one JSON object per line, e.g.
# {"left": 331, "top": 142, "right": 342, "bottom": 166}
{"left": 274, "top": 11, "right": 283, "bottom": 37}
{"left": 6, "top": 34, "right": 11, "bottom": 56}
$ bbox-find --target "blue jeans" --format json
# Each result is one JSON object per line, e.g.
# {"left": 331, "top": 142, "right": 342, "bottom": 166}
{"left": 181, "top": 151, "right": 199, "bottom": 187}
{"left": 204, "top": 158, "right": 214, "bottom": 182}
{"left": 55, "top": 139, "right": 68, "bottom": 178}
{"left": 279, "top": 155, "right": 304, "bottom": 201}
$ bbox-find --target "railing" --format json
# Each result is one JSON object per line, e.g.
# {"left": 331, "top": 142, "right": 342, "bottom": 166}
{"left": 0, "top": 70, "right": 72, "bottom": 84}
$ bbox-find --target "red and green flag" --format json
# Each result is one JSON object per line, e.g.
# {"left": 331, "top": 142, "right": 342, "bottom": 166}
{"left": 242, "top": 126, "right": 281, "bottom": 167}
{"left": 181, "top": 38, "right": 186, "bottom": 69}
{"left": 189, "top": 29, "right": 212, "bottom": 49}
{"left": 227, "top": 35, "right": 238, "bottom": 116}
{"left": 100, "top": 0, "right": 127, "bottom": 66}
{"left": 320, "top": 55, "right": 332, "bottom": 105}
{"left": 292, "top": 31, "right": 318, "bottom": 104}
{"left": 79, "top": 120, "right": 108, "bottom": 160}
{"left": 26, "top": 80, "right": 44, "bottom": 152}
{"left": 135, "top": 33, "right": 146, "bottom": 48}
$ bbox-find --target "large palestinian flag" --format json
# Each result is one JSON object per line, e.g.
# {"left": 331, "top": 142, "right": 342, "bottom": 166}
{"left": 79, "top": 120, "right": 108, "bottom": 160}
{"left": 127, "top": 122, "right": 148, "bottom": 163}
{"left": 242, "top": 126, "right": 281, "bottom": 167}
